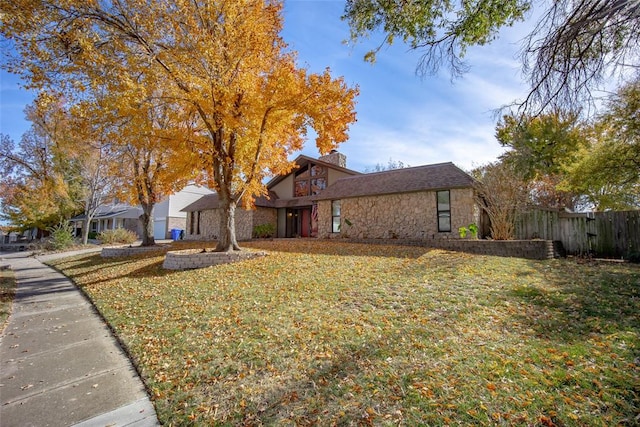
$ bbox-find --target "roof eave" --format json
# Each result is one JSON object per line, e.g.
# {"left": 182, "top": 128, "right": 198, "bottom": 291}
{"left": 266, "top": 154, "right": 361, "bottom": 189}
{"left": 313, "top": 183, "right": 475, "bottom": 201}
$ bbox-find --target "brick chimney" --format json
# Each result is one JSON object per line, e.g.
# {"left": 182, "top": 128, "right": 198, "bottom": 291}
{"left": 319, "top": 150, "right": 347, "bottom": 168}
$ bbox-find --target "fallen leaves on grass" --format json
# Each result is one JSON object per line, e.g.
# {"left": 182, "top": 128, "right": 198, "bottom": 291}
{"left": 0, "top": 269, "right": 16, "bottom": 330}
{"left": 48, "top": 240, "right": 640, "bottom": 426}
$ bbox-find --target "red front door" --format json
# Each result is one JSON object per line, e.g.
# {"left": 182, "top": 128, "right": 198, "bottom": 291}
{"left": 300, "top": 209, "right": 310, "bottom": 237}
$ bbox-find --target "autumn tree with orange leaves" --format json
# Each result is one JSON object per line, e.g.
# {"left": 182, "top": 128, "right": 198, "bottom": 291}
{"left": 0, "top": 94, "right": 83, "bottom": 233}
{"left": 1, "top": 0, "right": 358, "bottom": 251}
{"left": 93, "top": 80, "right": 200, "bottom": 247}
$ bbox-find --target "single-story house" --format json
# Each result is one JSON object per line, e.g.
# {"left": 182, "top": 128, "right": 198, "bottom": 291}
{"left": 70, "top": 203, "right": 144, "bottom": 237}
{"left": 70, "top": 184, "right": 213, "bottom": 239}
{"left": 182, "top": 151, "right": 481, "bottom": 241}
{"left": 0, "top": 228, "right": 25, "bottom": 244}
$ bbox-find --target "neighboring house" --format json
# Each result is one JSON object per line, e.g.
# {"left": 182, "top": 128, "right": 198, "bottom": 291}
{"left": 70, "top": 203, "right": 143, "bottom": 237}
{"left": 152, "top": 184, "right": 214, "bottom": 240}
{"left": 70, "top": 185, "right": 214, "bottom": 239}
{"left": 1, "top": 228, "right": 39, "bottom": 243}
{"left": 183, "top": 151, "right": 480, "bottom": 241}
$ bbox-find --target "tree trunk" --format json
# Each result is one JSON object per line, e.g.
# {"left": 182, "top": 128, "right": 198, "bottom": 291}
{"left": 139, "top": 208, "right": 155, "bottom": 246}
{"left": 81, "top": 218, "right": 90, "bottom": 245}
{"left": 215, "top": 199, "right": 241, "bottom": 252}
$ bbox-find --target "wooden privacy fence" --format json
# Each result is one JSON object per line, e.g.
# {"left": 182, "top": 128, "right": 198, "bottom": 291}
{"left": 515, "top": 209, "right": 640, "bottom": 258}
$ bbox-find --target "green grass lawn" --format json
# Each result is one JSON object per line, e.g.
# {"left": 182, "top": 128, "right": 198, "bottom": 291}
{"left": 48, "top": 240, "right": 640, "bottom": 426}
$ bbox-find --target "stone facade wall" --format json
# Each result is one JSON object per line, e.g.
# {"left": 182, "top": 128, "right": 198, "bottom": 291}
{"left": 234, "top": 208, "right": 254, "bottom": 240}
{"left": 185, "top": 210, "right": 218, "bottom": 240}
{"left": 317, "top": 188, "right": 478, "bottom": 240}
{"left": 253, "top": 207, "right": 277, "bottom": 228}
{"left": 185, "top": 207, "right": 274, "bottom": 241}
{"left": 317, "top": 200, "right": 333, "bottom": 238}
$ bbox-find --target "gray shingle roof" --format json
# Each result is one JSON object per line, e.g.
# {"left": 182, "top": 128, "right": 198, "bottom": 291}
{"left": 313, "top": 162, "right": 475, "bottom": 200}
{"left": 69, "top": 204, "right": 143, "bottom": 221}
{"left": 181, "top": 191, "right": 278, "bottom": 212}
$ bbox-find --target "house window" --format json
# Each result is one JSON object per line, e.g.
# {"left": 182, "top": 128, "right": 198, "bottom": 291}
{"left": 294, "top": 180, "right": 308, "bottom": 197}
{"left": 190, "top": 211, "right": 201, "bottom": 235}
{"left": 437, "top": 190, "right": 451, "bottom": 232}
{"left": 311, "top": 178, "right": 326, "bottom": 195}
{"left": 295, "top": 163, "right": 327, "bottom": 197}
{"left": 332, "top": 200, "right": 341, "bottom": 233}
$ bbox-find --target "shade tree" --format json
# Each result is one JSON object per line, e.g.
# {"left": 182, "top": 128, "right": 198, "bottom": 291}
{"left": 95, "top": 82, "right": 199, "bottom": 247}
{"left": 343, "top": 0, "right": 640, "bottom": 114}
{"left": 495, "top": 109, "right": 587, "bottom": 210}
{"left": 0, "top": 93, "right": 82, "bottom": 232}
{"left": 65, "top": 103, "right": 120, "bottom": 245}
{"left": 1, "top": 0, "right": 359, "bottom": 251}
{"left": 561, "top": 78, "right": 640, "bottom": 210}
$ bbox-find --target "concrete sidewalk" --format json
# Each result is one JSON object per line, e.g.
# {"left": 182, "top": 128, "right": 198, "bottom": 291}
{"left": 0, "top": 249, "right": 160, "bottom": 426}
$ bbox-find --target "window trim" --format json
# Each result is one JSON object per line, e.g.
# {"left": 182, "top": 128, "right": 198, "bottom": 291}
{"left": 436, "top": 190, "right": 451, "bottom": 232}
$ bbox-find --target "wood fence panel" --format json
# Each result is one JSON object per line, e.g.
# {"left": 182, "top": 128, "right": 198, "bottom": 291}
{"left": 593, "top": 211, "right": 640, "bottom": 258}
{"left": 515, "top": 209, "right": 559, "bottom": 241}
{"left": 559, "top": 215, "right": 581, "bottom": 254}
{"left": 516, "top": 209, "right": 639, "bottom": 258}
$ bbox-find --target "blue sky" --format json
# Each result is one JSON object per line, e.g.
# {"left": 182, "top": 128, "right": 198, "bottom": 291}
{"left": 0, "top": 0, "right": 533, "bottom": 173}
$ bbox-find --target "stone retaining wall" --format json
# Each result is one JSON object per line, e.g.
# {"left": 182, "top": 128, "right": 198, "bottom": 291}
{"left": 101, "top": 245, "right": 169, "bottom": 258}
{"left": 342, "top": 238, "right": 560, "bottom": 260}
{"left": 163, "top": 250, "right": 267, "bottom": 270}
